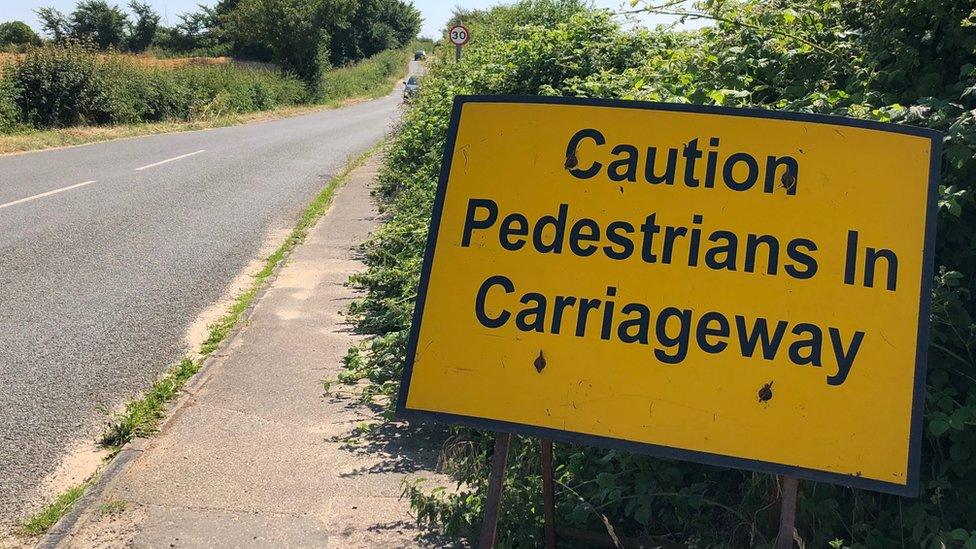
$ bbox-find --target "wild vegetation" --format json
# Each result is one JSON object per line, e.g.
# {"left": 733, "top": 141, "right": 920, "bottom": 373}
{"left": 0, "top": 0, "right": 422, "bottom": 136}
{"left": 340, "top": 0, "right": 976, "bottom": 547}
{"left": 1, "top": 41, "right": 307, "bottom": 132}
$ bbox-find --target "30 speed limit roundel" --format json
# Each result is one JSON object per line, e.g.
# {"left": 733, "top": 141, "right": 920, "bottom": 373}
{"left": 449, "top": 24, "right": 470, "bottom": 46}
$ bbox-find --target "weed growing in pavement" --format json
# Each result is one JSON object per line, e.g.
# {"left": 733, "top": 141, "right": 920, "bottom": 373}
{"left": 98, "top": 358, "right": 200, "bottom": 449}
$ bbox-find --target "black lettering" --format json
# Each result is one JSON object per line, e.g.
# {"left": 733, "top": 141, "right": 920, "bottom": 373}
{"left": 475, "top": 275, "right": 513, "bottom": 328}
{"left": 735, "top": 315, "right": 788, "bottom": 360}
{"left": 655, "top": 307, "right": 691, "bottom": 364}
{"left": 533, "top": 203, "right": 568, "bottom": 254}
{"left": 744, "top": 234, "right": 780, "bottom": 275}
{"left": 723, "top": 152, "right": 759, "bottom": 191}
{"left": 499, "top": 213, "right": 528, "bottom": 251}
{"left": 603, "top": 221, "right": 635, "bottom": 260}
{"left": 569, "top": 218, "right": 600, "bottom": 256}
{"left": 644, "top": 147, "right": 678, "bottom": 184}
{"left": 617, "top": 303, "right": 650, "bottom": 344}
{"left": 788, "top": 323, "right": 822, "bottom": 366}
{"left": 696, "top": 311, "right": 730, "bottom": 353}
{"left": 461, "top": 198, "right": 497, "bottom": 247}
{"left": 785, "top": 238, "right": 818, "bottom": 279}
{"left": 608, "top": 144, "right": 639, "bottom": 182}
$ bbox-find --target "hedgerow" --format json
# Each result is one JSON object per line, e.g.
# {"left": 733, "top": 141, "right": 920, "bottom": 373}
{"left": 342, "top": 0, "right": 976, "bottom": 547}
{"left": 3, "top": 41, "right": 308, "bottom": 129}
{"left": 317, "top": 47, "right": 412, "bottom": 103}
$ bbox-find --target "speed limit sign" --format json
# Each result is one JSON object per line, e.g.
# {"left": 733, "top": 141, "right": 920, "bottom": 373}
{"left": 449, "top": 24, "right": 470, "bottom": 46}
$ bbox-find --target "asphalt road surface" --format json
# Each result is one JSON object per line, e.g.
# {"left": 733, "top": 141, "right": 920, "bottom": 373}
{"left": 0, "top": 72, "right": 409, "bottom": 522}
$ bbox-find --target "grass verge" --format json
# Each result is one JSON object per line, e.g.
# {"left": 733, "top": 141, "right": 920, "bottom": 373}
{"left": 17, "top": 482, "right": 89, "bottom": 537}
{"left": 0, "top": 103, "right": 344, "bottom": 156}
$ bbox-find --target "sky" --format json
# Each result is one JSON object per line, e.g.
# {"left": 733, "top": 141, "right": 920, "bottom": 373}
{"left": 2, "top": 0, "right": 695, "bottom": 39}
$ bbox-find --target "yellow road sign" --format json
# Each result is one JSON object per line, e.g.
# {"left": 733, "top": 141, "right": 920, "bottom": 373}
{"left": 398, "top": 96, "right": 941, "bottom": 495}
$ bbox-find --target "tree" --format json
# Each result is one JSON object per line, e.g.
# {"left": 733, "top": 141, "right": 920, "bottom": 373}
{"left": 222, "top": 0, "right": 419, "bottom": 80}
{"left": 67, "top": 0, "right": 129, "bottom": 49}
{"left": 35, "top": 7, "right": 68, "bottom": 41}
{"left": 335, "top": 0, "right": 422, "bottom": 61}
{"left": 223, "top": 0, "right": 355, "bottom": 80}
{"left": 0, "top": 21, "right": 41, "bottom": 47}
{"left": 126, "top": 1, "right": 158, "bottom": 52}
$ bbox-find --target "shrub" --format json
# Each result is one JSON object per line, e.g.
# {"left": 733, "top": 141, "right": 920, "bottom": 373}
{"left": 0, "top": 21, "right": 40, "bottom": 47}
{"left": 342, "top": 1, "right": 976, "bottom": 547}
{"left": 0, "top": 74, "right": 19, "bottom": 132}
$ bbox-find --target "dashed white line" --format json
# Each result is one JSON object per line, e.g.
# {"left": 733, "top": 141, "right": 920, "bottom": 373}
{"left": 0, "top": 180, "right": 97, "bottom": 211}
{"left": 135, "top": 149, "right": 206, "bottom": 171}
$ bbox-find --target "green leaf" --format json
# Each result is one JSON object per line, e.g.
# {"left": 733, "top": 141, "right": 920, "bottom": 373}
{"left": 945, "top": 143, "right": 973, "bottom": 168}
{"left": 951, "top": 528, "right": 970, "bottom": 541}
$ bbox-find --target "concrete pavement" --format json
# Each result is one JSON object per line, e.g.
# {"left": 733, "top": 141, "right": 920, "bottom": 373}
{"left": 0, "top": 65, "right": 416, "bottom": 523}
{"left": 47, "top": 155, "right": 450, "bottom": 548}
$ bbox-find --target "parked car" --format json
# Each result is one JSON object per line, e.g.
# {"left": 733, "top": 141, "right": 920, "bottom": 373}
{"left": 414, "top": 50, "right": 427, "bottom": 61}
{"left": 403, "top": 75, "right": 421, "bottom": 102}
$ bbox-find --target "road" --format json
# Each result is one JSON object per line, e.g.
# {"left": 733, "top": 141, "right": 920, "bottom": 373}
{"left": 0, "top": 72, "right": 408, "bottom": 522}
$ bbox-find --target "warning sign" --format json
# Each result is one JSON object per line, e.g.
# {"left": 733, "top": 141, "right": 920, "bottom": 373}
{"left": 397, "top": 96, "right": 941, "bottom": 495}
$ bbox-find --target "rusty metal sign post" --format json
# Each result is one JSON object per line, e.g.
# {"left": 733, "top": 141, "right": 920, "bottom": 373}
{"left": 776, "top": 476, "right": 799, "bottom": 549}
{"left": 477, "top": 433, "right": 556, "bottom": 549}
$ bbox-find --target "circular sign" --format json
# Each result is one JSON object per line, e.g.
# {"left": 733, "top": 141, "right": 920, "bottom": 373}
{"left": 449, "top": 24, "right": 470, "bottom": 46}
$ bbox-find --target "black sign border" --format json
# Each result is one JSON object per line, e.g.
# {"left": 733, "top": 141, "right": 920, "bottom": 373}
{"left": 396, "top": 94, "right": 942, "bottom": 497}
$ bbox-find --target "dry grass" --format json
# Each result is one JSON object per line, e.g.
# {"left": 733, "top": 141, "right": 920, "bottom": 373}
{"left": 0, "top": 52, "right": 20, "bottom": 67}
{"left": 0, "top": 104, "right": 334, "bottom": 156}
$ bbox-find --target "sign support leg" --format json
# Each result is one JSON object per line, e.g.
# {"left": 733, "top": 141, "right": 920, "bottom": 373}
{"left": 540, "top": 438, "right": 556, "bottom": 549}
{"left": 775, "top": 476, "right": 798, "bottom": 549}
{"left": 455, "top": 45, "right": 462, "bottom": 61}
{"left": 478, "top": 431, "right": 511, "bottom": 549}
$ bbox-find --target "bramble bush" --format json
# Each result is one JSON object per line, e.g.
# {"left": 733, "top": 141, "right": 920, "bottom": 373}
{"left": 342, "top": 0, "right": 976, "bottom": 547}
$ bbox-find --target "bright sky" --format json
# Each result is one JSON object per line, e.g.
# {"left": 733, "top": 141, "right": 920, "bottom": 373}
{"left": 3, "top": 0, "right": 695, "bottom": 39}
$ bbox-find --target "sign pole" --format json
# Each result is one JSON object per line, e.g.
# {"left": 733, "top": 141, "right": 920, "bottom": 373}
{"left": 540, "top": 438, "right": 556, "bottom": 549}
{"left": 456, "top": 45, "right": 461, "bottom": 62}
{"left": 775, "top": 476, "right": 798, "bottom": 549}
{"left": 478, "top": 431, "right": 511, "bottom": 548}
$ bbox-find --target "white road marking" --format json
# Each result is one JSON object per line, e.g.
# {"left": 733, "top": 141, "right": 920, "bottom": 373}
{"left": 135, "top": 150, "right": 206, "bottom": 171}
{"left": 0, "top": 180, "right": 97, "bottom": 211}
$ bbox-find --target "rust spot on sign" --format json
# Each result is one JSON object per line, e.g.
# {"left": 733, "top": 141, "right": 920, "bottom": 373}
{"left": 534, "top": 350, "right": 547, "bottom": 373}
{"left": 564, "top": 152, "right": 578, "bottom": 170}
{"left": 758, "top": 381, "right": 774, "bottom": 403}
{"left": 780, "top": 169, "right": 797, "bottom": 192}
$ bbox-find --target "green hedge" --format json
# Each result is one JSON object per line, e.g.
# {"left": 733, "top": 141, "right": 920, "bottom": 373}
{"left": 1, "top": 42, "right": 308, "bottom": 130}
{"left": 0, "top": 75, "right": 17, "bottom": 132}
{"left": 316, "top": 47, "right": 409, "bottom": 103}
{"left": 342, "top": 1, "right": 976, "bottom": 547}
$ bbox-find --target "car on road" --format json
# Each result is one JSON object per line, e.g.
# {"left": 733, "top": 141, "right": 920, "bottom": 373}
{"left": 403, "top": 75, "right": 421, "bottom": 102}
{"left": 414, "top": 50, "right": 426, "bottom": 60}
